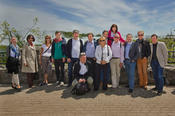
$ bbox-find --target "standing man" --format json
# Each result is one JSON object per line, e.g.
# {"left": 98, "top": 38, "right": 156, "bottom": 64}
{"left": 136, "top": 31, "right": 151, "bottom": 90}
{"left": 67, "top": 30, "right": 83, "bottom": 87}
{"left": 124, "top": 33, "right": 139, "bottom": 93}
{"left": 150, "top": 34, "right": 168, "bottom": 95}
{"left": 110, "top": 34, "right": 124, "bottom": 88}
{"left": 51, "top": 31, "right": 66, "bottom": 87}
{"left": 83, "top": 33, "right": 97, "bottom": 81}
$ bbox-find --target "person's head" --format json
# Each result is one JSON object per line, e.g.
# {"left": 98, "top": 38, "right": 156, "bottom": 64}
{"left": 151, "top": 34, "right": 158, "bottom": 44}
{"left": 102, "top": 30, "right": 108, "bottom": 38}
{"left": 45, "top": 35, "right": 52, "bottom": 44}
{"left": 26, "top": 34, "right": 35, "bottom": 43}
{"left": 126, "top": 33, "right": 133, "bottom": 43}
{"left": 10, "top": 36, "right": 17, "bottom": 45}
{"left": 99, "top": 37, "right": 106, "bottom": 47}
{"left": 113, "top": 34, "right": 120, "bottom": 43}
{"left": 110, "top": 24, "right": 118, "bottom": 33}
{"left": 87, "top": 33, "right": 94, "bottom": 42}
{"left": 137, "top": 31, "right": 144, "bottom": 40}
{"left": 55, "top": 31, "right": 61, "bottom": 39}
{"left": 73, "top": 30, "right": 79, "bottom": 39}
{"left": 80, "top": 52, "right": 86, "bottom": 63}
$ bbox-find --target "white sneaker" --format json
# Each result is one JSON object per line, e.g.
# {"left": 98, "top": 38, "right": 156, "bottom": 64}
{"left": 56, "top": 81, "right": 59, "bottom": 84}
{"left": 60, "top": 82, "right": 65, "bottom": 86}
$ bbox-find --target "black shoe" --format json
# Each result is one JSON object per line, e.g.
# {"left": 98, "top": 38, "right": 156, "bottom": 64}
{"left": 125, "top": 85, "right": 129, "bottom": 88}
{"left": 128, "top": 89, "right": 133, "bottom": 93}
{"left": 94, "top": 88, "right": 99, "bottom": 91}
{"left": 151, "top": 87, "right": 157, "bottom": 91}
{"left": 16, "top": 88, "right": 21, "bottom": 92}
{"left": 103, "top": 88, "right": 107, "bottom": 90}
{"left": 157, "top": 91, "right": 162, "bottom": 96}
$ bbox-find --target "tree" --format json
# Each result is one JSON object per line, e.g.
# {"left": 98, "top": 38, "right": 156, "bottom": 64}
{"left": 0, "top": 17, "right": 44, "bottom": 47}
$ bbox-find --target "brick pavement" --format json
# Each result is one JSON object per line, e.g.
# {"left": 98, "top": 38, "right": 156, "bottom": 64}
{"left": 0, "top": 84, "right": 175, "bottom": 116}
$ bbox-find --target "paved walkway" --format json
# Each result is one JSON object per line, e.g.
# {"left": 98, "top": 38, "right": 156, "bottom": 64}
{"left": 0, "top": 84, "right": 175, "bottom": 116}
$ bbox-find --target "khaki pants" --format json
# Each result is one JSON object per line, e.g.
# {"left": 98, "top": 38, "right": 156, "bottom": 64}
{"left": 110, "top": 59, "right": 121, "bottom": 88}
{"left": 72, "top": 77, "right": 93, "bottom": 87}
{"left": 11, "top": 73, "right": 20, "bottom": 85}
{"left": 137, "top": 58, "right": 148, "bottom": 87}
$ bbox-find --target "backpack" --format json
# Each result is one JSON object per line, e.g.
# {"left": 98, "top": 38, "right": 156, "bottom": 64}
{"left": 71, "top": 82, "right": 89, "bottom": 95}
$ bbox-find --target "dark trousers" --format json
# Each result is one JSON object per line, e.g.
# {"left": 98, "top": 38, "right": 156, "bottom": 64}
{"left": 87, "top": 58, "right": 96, "bottom": 80}
{"left": 151, "top": 59, "right": 164, "bottom": 92}
{"left": 27, "top": 73, "right": 35, "bottom": 88}
{"left": 54, "top": 59, "right": 65, "bottom": 82}
{"left": 94, "top": 63, "right": 108, "bottom": 90}
{"left": 68, "top": 58, "right": 79, "bottom": 85}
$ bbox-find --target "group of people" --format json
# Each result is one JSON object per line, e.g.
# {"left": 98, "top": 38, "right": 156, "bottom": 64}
{"left": 6, "top": 24, "right": 168, "bottom": 96}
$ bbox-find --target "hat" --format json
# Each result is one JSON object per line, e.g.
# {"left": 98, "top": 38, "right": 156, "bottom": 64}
{"left": 73, "top": 30, "right": 79, "bottom": 34}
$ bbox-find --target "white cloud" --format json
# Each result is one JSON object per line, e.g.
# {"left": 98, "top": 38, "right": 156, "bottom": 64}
{"left": 0, "top": 0, "right": 175, "bottom": 37}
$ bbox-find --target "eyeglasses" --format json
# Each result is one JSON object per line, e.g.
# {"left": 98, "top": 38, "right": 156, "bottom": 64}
{"left": 138, "top": 34, "right": 144, "bottom": 36}
{"left": 100, "top": 40, "right": 105, "bottom": 42}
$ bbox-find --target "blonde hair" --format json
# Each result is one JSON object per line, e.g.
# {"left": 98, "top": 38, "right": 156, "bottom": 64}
{"left": 45, "top": 35, "right": 52, "bottom": 44}
{"left": 137, "top": 30, "right": 144, "bottom": 35}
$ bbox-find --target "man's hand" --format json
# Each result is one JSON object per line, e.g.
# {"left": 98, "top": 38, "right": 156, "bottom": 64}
{"left": 120, "top": 63, "right": 123, "bottom": 68}
{"left": 67, "top": 58, "right": 71, "bottom": 63}
{"left": 52, "top": 58, "right": 54, "bottom": 63}
{"left": 62, "top": 58, "right": 65, "bottom": 63}
{"left": 101, "top": 60, "right": 107, "bottom": 65}
{"left": 39, "top": 60, "right": 42, "bottom": 65}
{"left": 79, "top": 78, "right": 86, "bottom": 83}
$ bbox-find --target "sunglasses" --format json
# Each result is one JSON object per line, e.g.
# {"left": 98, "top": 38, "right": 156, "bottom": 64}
{"left": 114, "top": 37, "right": 120, "bottom": 38}
{"left": 46, "top": 38, "right": 50, "bottom": 40}
{"left": 138, "top": 34, "right": 144, "bottom": 36}
{"left": 100, "top": 40, "right": 105, "bottom": 42}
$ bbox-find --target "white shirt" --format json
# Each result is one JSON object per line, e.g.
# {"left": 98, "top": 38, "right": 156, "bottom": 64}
{"left": 42, "top": 44, "right": 52, "bottom": 57}
{"left": 79, "top": 62, "right": 88, "bottom": 75}
{"left": 95, "top": 45, "right": 112, "bottom": 64}
{"left": 72, "top": 38, "right": 80, "bottom": 58}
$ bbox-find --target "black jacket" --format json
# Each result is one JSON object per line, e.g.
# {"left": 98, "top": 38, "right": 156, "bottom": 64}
{"left": 73, "top": 61, "right": 92, "bottom": 80}
{"left": 51, "top": 38, "right": 67, "bottom": 58}
{"left": 135, "top": 39, "right": 151, "bottom": 58}
{"left": 128, "top": 42, "right": 139, "bottom": 61}
{"left": 66, "top": 38, "right": 83, "bottom": 58}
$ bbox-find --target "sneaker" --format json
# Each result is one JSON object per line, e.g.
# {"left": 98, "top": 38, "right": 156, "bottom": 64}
{"left": 157, "top": 91, "right": 162, "bottom": 96}
{"left": 60, "top": 82, "right": 65, "bottom": 86}
{"left": 56, "top": 81, "right": 60, "bottom": 84}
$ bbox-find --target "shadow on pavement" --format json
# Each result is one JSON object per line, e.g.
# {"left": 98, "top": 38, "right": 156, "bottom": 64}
{"left": 171, "top": 89, "right": 175, "bottom": 95}
{"left": 61, "top": 87, "right": 100, "bottom": 99}
{"left": 25, "top": 84, "right": 66, "bottom": 94}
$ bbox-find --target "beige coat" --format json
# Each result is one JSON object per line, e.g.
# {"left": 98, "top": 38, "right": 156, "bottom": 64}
{"left": 21, "top": 44, "right": 38, "bottom": 73}
{"left": 150, "top": 42, "right": 168, "bottom": 68}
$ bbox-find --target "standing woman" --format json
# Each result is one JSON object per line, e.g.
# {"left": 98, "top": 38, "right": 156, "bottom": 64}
{"left": 108, "top": 24, "right": 125, "bottom": 47}
{"left": 6, "top": 37, "right": 21, "bottom": 91}
{"left": 94, "top": 37, "right": 112, "bottom": 91}
{"left": 39, "top": 35, "right": 52, "bottom": 86}
{"left": 21, "top": 34, "right": 38, "bottom": 88}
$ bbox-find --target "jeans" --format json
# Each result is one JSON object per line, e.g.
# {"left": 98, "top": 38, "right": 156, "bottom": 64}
{"left": 124, "top": 60, "right": 136, "bottom": 90}
{"left": 68, "top": 58, "right": 79, "bottom": 85}
{"left": 151, "top": 60, "right": 164, "bottom": 92}
{"left": 100, "top": 63, "right": 111, "bottom": 83}
{"left": 95, "top": 63, "right": 108, "bottom": 90}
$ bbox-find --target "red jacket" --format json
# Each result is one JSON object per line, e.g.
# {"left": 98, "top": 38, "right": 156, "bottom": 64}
{"left": 108, "top": 30, "right": 125, "bottom": 47}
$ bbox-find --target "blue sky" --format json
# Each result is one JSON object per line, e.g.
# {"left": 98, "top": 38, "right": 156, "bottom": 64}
{"left": 0, "top": 0, "right": 175, "bottom": 37}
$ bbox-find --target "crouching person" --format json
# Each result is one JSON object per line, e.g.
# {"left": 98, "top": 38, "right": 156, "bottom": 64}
{"left": 71, "top": 53, "right": 93, "bottom": 95}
